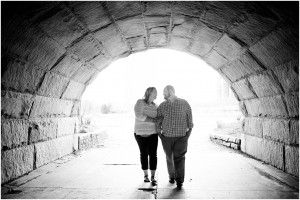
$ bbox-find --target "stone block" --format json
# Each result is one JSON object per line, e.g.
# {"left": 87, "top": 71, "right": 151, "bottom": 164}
{"left": 149, "top": 33, "right": 167, "bottom": 47}
{"left": 250, "top": 25, "right": 298, "bottom": 69}
{"left": 29, "top": 96, "right": 73, "bottom": 118}
{"left": 273, "top": 60, "right": 299, "bottom": 93}
{"left": 244, "top": 117, "right": 263, "bottom": 138}
{"left": 51, "top": 54, "right": 83, "bottom": 78}
{"left": 71, "top": 101, "right": 81, "bottom": 117}
{"left": 190, "top": 22, "right": 222, "bottom": 56}
{"left": 143, "top": 1, "right": 172, "bottom": 15}
{"left": 57, "top": 118, "right": 76, "bottom": 138}
{"left": 221, "top": 52, "right": 264, "bottom": 82}
{"left": 204, "top": 2, "right": 244, "bottom": 29}
{"left": 262, "top": 118, "right": 289, "bottom": 144}
{"left": 172, "top": 1, "right": 205, "bottom": 17}
{"left": 37, "top": 72, "right": 70, "bottom": 98}
{"left": 89, "top": 53, "right": 111, "bottom": 71}
{"left": 172, "top": 14, "right": 198, "bottom": 38}
{"left": 284, "top": 93, "right": 299, "bottom": 117}
{"left": 240, "top": 133, "right": 246, "bottom": 152}
{"left": 204, "top": 50, "right": 228, "bottom": 70}
{"left": 262, "top": 139, "right": 284, "bottom": 170}
{"left": 231, "top": 79, "right": 257, "bottom": 100}
{"left": 71, "top": 64, "right": 96, "bottom": 84}
{"left": 239, "top": 101, "right": 248, "bottom": 117}
{"left": 68, "top": 35, "right": 102, "bottom": 62}
{"left": 244, "top": 134, "right": 263, "bottom": 160}
{"left": 285, "top": 145, "right": 299, "bottom": 177}
{"left": 116, "top": 17, "right": 145, "bottom": 38}
{"left": 1, "top": 119, "right": 29, "bottom": 150}
{"left": 68, "top": 2, "right": 111, "bottom": 31}
{"left": 1, "top": 56, "right": 45, "bottom": 94}
{"left": 106, "top": 1, "right": 142, "bottom": 21}
{"left": 290, "top": 120, "right": 299, "bottom": 145}
{"left": 1, "top": 91, "right": 34, "bottom": 119}
{"left": 144, "top": 16, "right": 169, "bottom": 31}
{"left": 61, "top": 80, "right": 86, "bottom": 100}
{"left": 127, "top": 36, "right": 147, "bottom": 51}
{"left": 228, "top": 4, "right": 277, "bottom": 45}
{"left": 8, "top": 26, "right": 66, "bottom": 71}
{"left": 214, "top": 34, "right": 246, "bottom": 61}
{"left": 168, "top": 36, "right": 190, "bottom": 52}
{"left": 248, "top": 71, "right": 284, "bottom": 97}
{"left": 28, "top": 118, "right": 57, "bottom": 144}
{"left": 93, "top": 24, "right": 129, "bottom": 58}
{"left": 38, "top": 6, "right": 87, "bottom": 47}
{"left": 1, "top": 145, "right": 34, "bottom": 184}
{"left": 35, "top": 135, "right": 74, "bottom": 168}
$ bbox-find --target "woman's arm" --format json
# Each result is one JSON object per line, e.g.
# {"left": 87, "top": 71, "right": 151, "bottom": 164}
{"left": 134, "top": 100, "right": 147, "bottom": 121}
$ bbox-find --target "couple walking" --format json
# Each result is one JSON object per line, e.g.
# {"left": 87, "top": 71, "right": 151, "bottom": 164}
{"left": 134, "top": 85, "right": 193, "bottom": 189}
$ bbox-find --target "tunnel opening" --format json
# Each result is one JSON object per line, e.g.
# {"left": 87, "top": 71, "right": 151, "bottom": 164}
{"left": 1, "top": 1, "right": 298, "bottom": 186}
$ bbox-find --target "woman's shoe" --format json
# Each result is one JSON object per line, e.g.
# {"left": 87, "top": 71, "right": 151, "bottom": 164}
{"left": 151, "top": 176, "right": 157, "bottom": 186}
{"left": 144, "top": 175, "right": 150, "bottom": 182}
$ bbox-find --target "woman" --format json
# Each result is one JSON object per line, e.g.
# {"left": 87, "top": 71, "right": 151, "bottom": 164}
{"left": 134, "top": 87, "right": 158, "bottom": 185}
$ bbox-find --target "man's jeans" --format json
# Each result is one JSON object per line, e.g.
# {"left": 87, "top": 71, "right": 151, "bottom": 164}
{"left": 160, "top": 133, "right": 190, "bottom": 183}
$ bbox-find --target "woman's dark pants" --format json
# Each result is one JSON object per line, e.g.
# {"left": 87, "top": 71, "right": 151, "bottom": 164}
{"left": 134, "top": 133, "right": 158, "bottom": 170}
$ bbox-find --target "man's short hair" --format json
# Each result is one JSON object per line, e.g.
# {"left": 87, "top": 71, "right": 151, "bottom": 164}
{"left": 165, "top": 85, "right": 175, "bottom": 94}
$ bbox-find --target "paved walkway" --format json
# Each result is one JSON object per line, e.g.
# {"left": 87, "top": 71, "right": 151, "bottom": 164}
{"left": 2, "top": 113, "right": 299, "bottom": 199}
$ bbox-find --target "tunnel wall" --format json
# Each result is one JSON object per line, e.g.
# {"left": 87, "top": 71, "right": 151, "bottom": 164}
{"left": 1, "top": 1, "right": 299, "bottom": 184}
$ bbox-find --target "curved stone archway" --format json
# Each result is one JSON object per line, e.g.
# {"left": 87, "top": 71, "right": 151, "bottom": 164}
{"left": 1, "top": 1, "right": 299, "bottom": 183}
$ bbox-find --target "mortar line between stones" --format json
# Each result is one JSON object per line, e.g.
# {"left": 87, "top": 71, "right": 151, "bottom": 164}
{"left": 166, "top": 3, "right": 174, "bottom": 47}
{"left": 139, "top": 1, "right": 150, "bottom": 49}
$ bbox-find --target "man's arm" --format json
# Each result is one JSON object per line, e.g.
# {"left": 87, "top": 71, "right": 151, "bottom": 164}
{"left": 186, "top": 102, "right": 193, "bottom": 135}
{"left": 155, "top": 105, "right": 163, "bottom": 134}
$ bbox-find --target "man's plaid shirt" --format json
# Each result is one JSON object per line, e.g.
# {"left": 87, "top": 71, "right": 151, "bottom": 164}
{"left": 155, "top": 97, "right": 193, "bottom": 137}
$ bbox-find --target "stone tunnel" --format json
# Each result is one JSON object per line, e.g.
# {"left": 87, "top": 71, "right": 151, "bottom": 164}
{"left": 1, "top": 1, "right": 299, "bottom": 184}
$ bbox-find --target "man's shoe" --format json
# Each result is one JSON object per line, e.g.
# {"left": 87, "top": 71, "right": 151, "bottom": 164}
{"left": 176, "top": 182, "right": 183, "bottom": 189}
{"left": 169, "top": 178, "right": 175, "bottom": 184}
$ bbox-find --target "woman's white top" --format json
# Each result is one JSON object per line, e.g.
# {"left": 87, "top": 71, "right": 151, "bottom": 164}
{"left": 134, "top": 99, "right": 157, "bottom": 136}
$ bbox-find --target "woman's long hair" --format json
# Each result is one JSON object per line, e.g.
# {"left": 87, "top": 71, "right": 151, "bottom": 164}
{"left": 143, "top": 87, "right": 157, "bottom": 104}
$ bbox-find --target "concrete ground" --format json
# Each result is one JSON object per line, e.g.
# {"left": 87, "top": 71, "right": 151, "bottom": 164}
{"left": 2, "top": 112, "right": 299, "bottom": 199}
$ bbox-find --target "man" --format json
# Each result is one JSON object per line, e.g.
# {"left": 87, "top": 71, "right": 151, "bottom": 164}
{"left": 156, "top": 85, "right": 193, "bottom": 189}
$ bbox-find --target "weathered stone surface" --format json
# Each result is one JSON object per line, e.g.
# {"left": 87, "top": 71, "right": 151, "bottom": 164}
{"left": 231, "top": 79, "right": 256, "bottom": 100}
{"left": 88, "top": 52, "right": 111, "bottom": 71}
{"left": 1, "top": 119, "right": 29, "bottom": 150}
{"left": 61, "top": 80, "right": 86, "bottom": 100}
{"left": 244, "top": 117, "right": 263, "bottom": 138}
{"left": 127, "top": 36, "right": 147, "bottom": 51}
{"left": 71, "top": 101, "right": 81, "bottom": 117}
{"left": 1, "top": 57, "right": 45, "bottom": 94}
{"left": 190, "top": 22, "right": 222, "bottom": 56}
{"left": 106, "top": 1, "right": 142, "bottom": 21}
{"left": 244, "top": 134, "right": 263, "bottom": 160}
{"left": 149, "top": 33, "right": 167, "bottom": 47}
{"left": 250, "top": 26, "right": 298, "bottom": 69}
{"left": 285, "top": 145, "right": 299, "bottom": 177}
{"left": 143, "top": 1, "right": 172, "bottom": 16}
{"left": 239, "top": 101, "right": 248, "bottom": 116}
{"left": 1, "top": 145, "right": 34, "bottom": 184}
{"left": 262, "top": 118, "right": 289, "bottom": 144}
{"left": 38, "top": 6, "right": 87, "bottom": 48}
{"left": 172, "top": 1, "right": 205, "bottom": 17}
{"left": 204, "top": 2, "right": 244, "bottom": 29}
{"left": 248, "top": 71, "right": 284, "bottom": 97}
{"left": 168, "top": 36, "right": 190, "bottom": 51}
{"left": 290, "top": 120, "right": 299, "bottom": 145}
{"left": 221, "top": 52, "right": 264, "bottom": 82}
{"left": 68, "top": 35, "right": 103, "bottom": 62}
{"left": 284, "top": 93, "right": 299, "bottom": 118}
{"left": 29, "top": 96, "right": 73, "bottom": 118}
{"left": 35, "top": 135, "right": 74, "bottom": 168}
{"left": 93, "top": 24, "right": 129, "bottom": 58}
{"left": 262, "top": 139, "right": 284, "bottom": 170}
{"left": 228, "top": 4, "right": 278, "bottom": 45}
{"left": 51, "top": 54, "right": 83, "bottom": 78}
{"left": 116, "top": 17, "right": 145, "bottom": 38}
{"left": 68, "top": 2, "right": 111, "bottom": 31}
{"left": 214, "top": 34, "right": 246, "bottom": 61}
{"left": 37, "top": 72, "right": 69, "bottom": 98}
{"left": 273, "top": 60, "right": 299, "bottom": 93}
{"left": 57, "top": 118, "right": 76, "bottom": 138}
{"left": 28, "top": 118, "right": 57, "bottom": 144}
{"left": 144, "top": 16, "right": 169, "bottom": 31}
{"left": 240, "top": 133, "right": 246, "bottom": 153}
{"left": 71, "top": 64, "right": 96, "bottom": 84}
{"left": 204, "top": 50, "right": 228, "bottom": 70}
{"left": 1, "top": 91, "right": 34, "bottom": 119}
{"left": 244, "top": 96, "right": 288, "bottom": 118}
{"left": 172, "top": 14, "right": 198, "bottom": 38}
